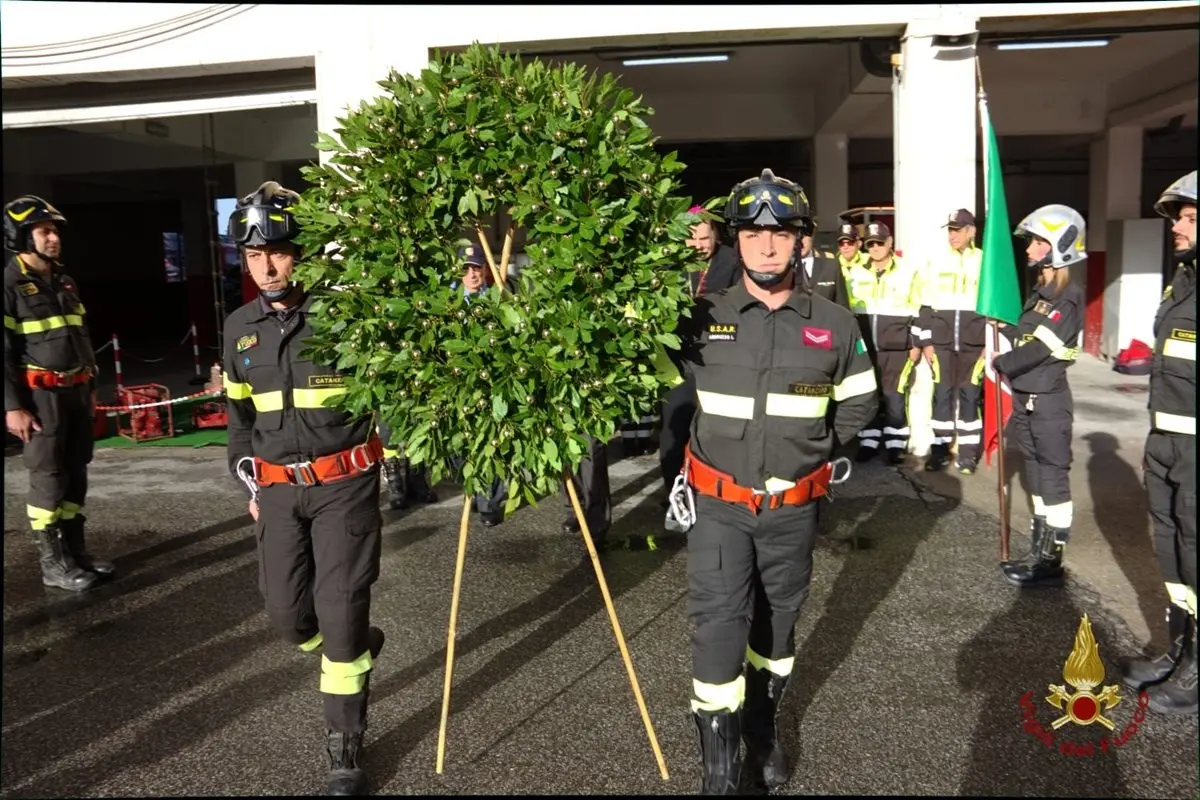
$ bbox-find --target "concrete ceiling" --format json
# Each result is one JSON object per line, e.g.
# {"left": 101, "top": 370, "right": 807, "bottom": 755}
{"left": 977, "top": 28, "right": 1198, "bottom": 84}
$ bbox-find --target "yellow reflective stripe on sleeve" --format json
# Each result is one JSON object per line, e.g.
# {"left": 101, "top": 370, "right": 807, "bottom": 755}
{"left": 764, "top": 392, "right": 829, "bottom": 418}
{"left": 251, "top": 391, "right": 284, "bottom": 412}
{"left": 1031, "top": 326, "right": 1077, "bottom": 360}
{"left": 223, "top": 373, "right": 253, "bottom": 400}
{"left": 697, "top": 389, "right": 755, "bottom": 419}
{"left": 293, "top": 387, "right": 346, "bottom": 408}
{"left": 690, "top": 675, "right": 746, "bottom": 714}
{"left": 831, "top": 369, "right": 877, "bottom": 401}
{"left": 1163, "top": 338, "right": 1196, "bottom": 361}
{"left": 319, "top": 651, "right": 374, "bottom": 695}
{"left": 4, "top": 316, "right": 16, "bottom": 330}
{"left": 27, "top": 504, "right": 59, "bottom": 530}
{"left": 76, "top": 303, "right": 86, "bottom": 315}
{"left": 746, "top": 646, "right": 796, "bottom": 678}
{"left": 382, "top": 447, "right": 401, "bottom": 459}
{"left": 1154, "top": 411, "right": 1196, "bottom": 435}
{"left": 17, "top": 315, "right": 84, "bottom": 335}
{"left": 1166, "top": 582, "right": 1198, "bottom": 616}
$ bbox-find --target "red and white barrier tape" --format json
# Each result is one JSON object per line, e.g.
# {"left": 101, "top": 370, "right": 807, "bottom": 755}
{"left": 96, "top": 387, "right": 225, "bottom": 414}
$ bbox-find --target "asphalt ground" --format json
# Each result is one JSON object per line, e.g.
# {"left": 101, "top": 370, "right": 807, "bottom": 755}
{"left": 3, "top": 355, "right": 1197, "bottom": 797}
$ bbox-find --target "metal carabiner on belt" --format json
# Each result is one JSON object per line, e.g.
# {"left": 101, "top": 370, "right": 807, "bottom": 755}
{"left": 824, "top": 457, "right": 853, "bottom": 503}
{"left": 235, "top": 456, "right": 260, "bottom": 503}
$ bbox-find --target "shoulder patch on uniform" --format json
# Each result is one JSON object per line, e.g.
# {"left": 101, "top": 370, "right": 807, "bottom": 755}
{"left": 788, "top": 382, "right": 831, "bottom": 397}
{"left": 1020, "top": 333, "right": 1035, "bottom": 344}
{"left": 1163, "top": 285, "right": 1173, "bottom": 301}
{"left": 802, "top": 327, "right": 832, "bottom": 349}
{"left": 707, "top": 323, "right": 737, "bottom": 342}
{"left": 308, "top": 374, "right": 345, "bottom": 388}
{"left": 17, "top": 282, "right": 38, "bottom": 296}
{"left": 1171, "top": 328, "right": 1196, "bottom": 342}
{"left": 236, "top": 333, "right": 259, "bottom": 352}
{"left": 1033, "top": 300, "right": 1053, "bottom": 316}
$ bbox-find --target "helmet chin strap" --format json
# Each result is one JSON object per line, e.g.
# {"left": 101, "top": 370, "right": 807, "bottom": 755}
{"left": 736, "top": 240, "right": 797, "bottom": 288}
{"left": 260, "top": 281, "right": 296, "bottom": 302}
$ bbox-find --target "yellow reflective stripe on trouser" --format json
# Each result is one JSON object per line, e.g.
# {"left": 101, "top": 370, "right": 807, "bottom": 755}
{"left": 929, "top": 353, "right": 941, "bottom": 385}
{"left": 27, "top": 504, "right": 59, "bottom": 530}
{"left": 697, "top": 390, "right": 755, "bottom": 419}
{"left": 896, "top": 360, "right": 914, "bottom": 393}
{"left": 832, "top": 368, "right": 877, "bottom": 401}
{"left": 1032, "top": 325, "right": 1078, "bottom": 361}
{"left": 1166, "top": 582, "right": 1197, "bottom": 617}
{"left": 320, "top": 650, "right": 374, "bottom": 695}
{"left": 690, "top": 675, "right": 746, "bottom": 713}
{"left": 252, "top": 391, "right": 284, "bottom": 412}
{"left": 1154, "top": 411, "right": 1196, "bottom": 435}
{"left": 746, "top": 646, "right": 795, "bottom": 677}
{"left": 971, "top": 356, "right": 986, "bottom": 386}
{"left": 223, "top": 373, "right": 252, "bottom": 400}
{"left": 764, "top": 392, "right": 829, "bottom": 418}
{"left": 293, "top": 387, "right": 346, "bottom": 408}
{"left": 299, "top": 632, "right": 324, "bottom": 653}
{"left": 1162, "top": 338, "right": 1195, "bottom": 362}
{"left": 59, "top": 501, "right": 82, "bottom": 520}
{"left": 18, "top": 315, "right": 84, "bottom": 335}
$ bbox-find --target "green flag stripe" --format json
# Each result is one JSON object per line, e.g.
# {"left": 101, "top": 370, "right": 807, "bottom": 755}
{"left": 976, "top": 96, "right": 1023, "bottom": 326}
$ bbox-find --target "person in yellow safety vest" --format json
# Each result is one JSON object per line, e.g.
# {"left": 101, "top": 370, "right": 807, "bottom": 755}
{"left": 835, "top": 221, "right": 868, "bottom": 283}
{"left": 914, "top": 209, "right": 986, "bottom": 475}
{"left": 843, "top": 221, "right": 923, "bottom": 465}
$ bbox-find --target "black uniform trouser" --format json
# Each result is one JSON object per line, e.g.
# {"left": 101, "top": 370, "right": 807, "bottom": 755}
{"left": 1008, "top": 389, "right": 1074, "bottom": 529}
{"left": 1144, "top": 431, "right": 1197, "bottom": 616}
{"left": 562, "top": 436, "right": 611, "bottom": 536}
{"left": 930, "top": 347, "right": 984, "bottom": 464}
{"left": 659, "top": 376, "right": 697, "bottom": 496}
{"left": 255, "top": 470, "right": 383, "bottom": 733}
{"left": 858, "top": 349, "right": 912, "bottom": 453}
{"left": 449, "top": 455, "right": 508, "bottom": 514}
{"left": 377, "top": 420, "right": 433, "bottom": 496}
{"left": 22, "top": 384, "right": 93, "bottom": 532}
{"left": 688, "top": 494, "right": 818, "bottom": 705}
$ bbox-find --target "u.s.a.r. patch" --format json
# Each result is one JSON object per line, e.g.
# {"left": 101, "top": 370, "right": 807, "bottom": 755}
{"left": 707, "top": 323, "right": 737, "bottom": 342}
{"left": 236, "top": 333, "right": 259, "bottom": 352}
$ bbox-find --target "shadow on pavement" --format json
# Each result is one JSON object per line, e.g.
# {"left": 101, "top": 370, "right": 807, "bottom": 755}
{"left": 364, "top": 534, "right": 686, "bottom": 790}
{"left": 779, "top": 458, "right": 963, "bottom": 788}
{"left": 956, "top": 585, "right": 1129, "bottom": 796}
{"left": 1083, "top": 431, "right": 1168, "bottom": 649}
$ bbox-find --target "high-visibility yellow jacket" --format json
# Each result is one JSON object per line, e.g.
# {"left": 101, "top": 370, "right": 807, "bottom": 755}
{"left": 915, "top": 244, "right": 985, "bottom": 351}
{"left": 844, "top": 255, "right": 922, "bottom": 352}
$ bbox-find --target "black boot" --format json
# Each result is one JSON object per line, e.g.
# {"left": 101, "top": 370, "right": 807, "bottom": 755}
{"left": 854, "top": 444, "right": 877, "bottom": 463}
{"left": 403, "top": 461, "right": 438, "bottom": 504}
{"left": 1122, "top": 605, "right": 1191, "bottom": 690}
{"left": 743, "top": 666, "right": 792, "bottom": 791}
{"left": 886, "top": 447, "right": 906, "bottom": 466}
{"left": 60, "top": 514, "right": 115, "bottom": 576}
{"left": 382, "top": 458, "right": 408, "bottom": 511}
{"left": 1001, "top": 517, "right": 1045, "bottom": 573}
{"left": 34, "top": 526, "right": 96, "bottom": 592}
{"left": 694, "top": 708, "right": 742, "bottom": 795}
{"left": 1146, "top": 617, "right": 1198, "bottom": 716}
{"left": 326, "top": 730, "right": 368, "bottom": 795}
{"left": 1003, "top": 522, "right": 1066, "bottom": 587}
{"left": 924, "top": 443, "right": 949, "bottom": 472}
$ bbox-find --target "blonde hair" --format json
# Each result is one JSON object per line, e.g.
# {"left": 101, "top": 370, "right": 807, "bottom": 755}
{"left": 1038, "top": 266, "right": 1070, "bottom": 298}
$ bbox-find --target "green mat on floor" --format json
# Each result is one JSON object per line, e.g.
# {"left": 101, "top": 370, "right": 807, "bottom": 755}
{"left": 94, "top": 427, "right": 228, "bottom": 449}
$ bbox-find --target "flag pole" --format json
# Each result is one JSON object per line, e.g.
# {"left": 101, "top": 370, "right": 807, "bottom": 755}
{"left": 977, "top": 57, "right": 1012, "bottom": 563}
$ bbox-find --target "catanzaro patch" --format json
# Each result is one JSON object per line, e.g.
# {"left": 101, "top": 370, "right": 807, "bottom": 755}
{"left": 788, "top": 383, "right": 832, "bottom": 397}
{"left": 1170, "top": 328, "right": 1196, "bottom": 342}
{"left": 308, "top": 374, "right": 346, "bottom": 388}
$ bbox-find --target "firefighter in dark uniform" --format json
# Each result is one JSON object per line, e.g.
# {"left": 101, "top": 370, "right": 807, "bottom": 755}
{"left": 1121, "top": 170, "right": 1197, "bottom": 716}
{"left": 222, "top": 181, "right": 387, "bottom": 795}
{"left": 917, "top": 209, "right": 986, "bottom": 474}
{"left": 669, "top": 169, "right": 878, "bottom": 793}
{"left": 993, "top": 205, "right": 1086, "bottom": 588}
{"left": 4, "top": 195, "right": 113, "bottom": 593}
{"left": 797, "top": 218, "right": 850, "bottom": 309}
{"left": 843, "top": 222, "right": 922, "bottom": 464}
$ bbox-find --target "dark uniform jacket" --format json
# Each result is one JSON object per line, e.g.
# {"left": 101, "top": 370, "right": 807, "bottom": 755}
{"left": 993, "top": 281, "right": 1083, "bottom": 395}
{"left": 3, "top": 256, "right": 95, "bottom": 412}
{"left": 223, "top": 292, "right": 374, "bottom": 476}
{"left": 801, "top": 252, "right": 850, "bottom": 310}
{"left": 1149, "top": 262, "right": 1196, "bottom": 436}
{"left": 673, "top": 281, "right": 878, "bottom": 488}
{"left": 690, "top": 244, "right": 740, "bottom": 296}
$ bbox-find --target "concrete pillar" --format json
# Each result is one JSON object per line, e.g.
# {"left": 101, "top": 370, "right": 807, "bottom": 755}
{"left": 813, "top": 133, "right": 849, "bottom": 233}
{"left": 894, "top": 14, "right": 978, "bottom": 458}
{"left": 893, "top": 16, "right": 978, "bottom": 266}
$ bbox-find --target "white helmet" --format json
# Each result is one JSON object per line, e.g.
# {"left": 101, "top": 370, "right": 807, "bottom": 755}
{"left": 1014, "top": 204, "right": 1087, "bottom": 269}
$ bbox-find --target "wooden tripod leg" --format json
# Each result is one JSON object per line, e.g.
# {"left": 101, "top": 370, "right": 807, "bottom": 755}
{"left": 436, "top": 494, "right": 474, "bottom": 774}
{"left": 564, "top": 473, "right": 670, "bottom": 781}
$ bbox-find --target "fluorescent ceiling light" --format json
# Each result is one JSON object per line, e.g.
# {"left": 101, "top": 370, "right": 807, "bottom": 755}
{"left": 992, "top": 39, "right": 1111, "bottom": 51}
{"left": 621, "top": 53, "right": 729, "bottom": 66}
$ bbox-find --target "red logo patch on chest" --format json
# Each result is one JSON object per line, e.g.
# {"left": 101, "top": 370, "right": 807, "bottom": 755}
{"left": 802, "top": 327, "right": 833, "bottom": 349}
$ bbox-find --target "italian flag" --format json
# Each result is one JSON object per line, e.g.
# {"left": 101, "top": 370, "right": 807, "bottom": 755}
{"left": 976, "top": 93, "right": 1022, "bottom": 467}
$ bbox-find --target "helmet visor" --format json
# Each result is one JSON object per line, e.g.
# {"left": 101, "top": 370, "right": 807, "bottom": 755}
{"left": 228, "top": 205, "right": 298, "bottom": 245}
{"left": 730, "top": 187, "right": 804, "bottom": 227}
